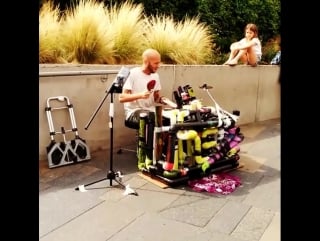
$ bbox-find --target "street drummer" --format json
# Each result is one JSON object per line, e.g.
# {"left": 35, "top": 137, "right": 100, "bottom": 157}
{"left": 119, "top": 48, "right": 175, "bottom": 128}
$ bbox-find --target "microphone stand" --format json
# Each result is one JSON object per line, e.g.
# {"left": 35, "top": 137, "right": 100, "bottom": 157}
{"left": 75, "top": 72, "right": 137, "bottom": 195}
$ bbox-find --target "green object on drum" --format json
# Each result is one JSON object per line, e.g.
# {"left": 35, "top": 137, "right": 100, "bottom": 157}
{"left": 145, "top": 155, "right": 153, "bottom": 169}
{"left": 137, "top": 113, "right": 147, "bottom": 170}
{"left": 163, "top": 170, "right": 179, "bottom": 178}
{"left": 201, "top": 159, "right": 210, "bottom": 173}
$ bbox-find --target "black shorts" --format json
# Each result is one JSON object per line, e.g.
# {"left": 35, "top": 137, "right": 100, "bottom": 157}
{"left": 125, "top": 109, "right": 170, "bottom": 129}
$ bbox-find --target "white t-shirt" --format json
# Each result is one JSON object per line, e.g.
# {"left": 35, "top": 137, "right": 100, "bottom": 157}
{"left": 251, "top": 37, "right": 262, "bottom": 61}
{"left": 122, "top": 67, "right": 161, "bottom": 119}
{"left": 239, "top": 37, "right": 262, "bottom": 61}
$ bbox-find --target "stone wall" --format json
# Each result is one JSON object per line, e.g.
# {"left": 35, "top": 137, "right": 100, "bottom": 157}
{"left": 39, "top": 64, "right": 280, "bottom": 161}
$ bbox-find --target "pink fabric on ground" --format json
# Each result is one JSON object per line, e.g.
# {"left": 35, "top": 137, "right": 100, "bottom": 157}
{"left": 188, "top": 173, "right": 241, "bottom": 195}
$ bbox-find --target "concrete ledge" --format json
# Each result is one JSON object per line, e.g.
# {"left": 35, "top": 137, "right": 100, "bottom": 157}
{"left": 39, "top": 64, "right": 280, "bottom": 161}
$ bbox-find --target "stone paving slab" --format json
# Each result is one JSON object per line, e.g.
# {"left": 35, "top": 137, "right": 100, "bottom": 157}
{"left": 242, "top": 175, "right": 280, "bottom": 212}
{"left": 259, "top": 212, "right": 280, "bottom": 241}
{"left": 40, "top": 200, "right": 145, "bottom": 241}
{"left": 39, "top": 187, "right": 106, "bottom": 237}
{"left": 230, "top": 206, "right": 275, "bottom": 241}
{"left": 206, "top": 200, "right": 251, "bottom": 234}
{"left": 106, "top": 212, "right": 204, "bottom": 241}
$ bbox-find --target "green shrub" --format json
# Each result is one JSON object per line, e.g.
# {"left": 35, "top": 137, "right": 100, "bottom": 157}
{"left": 261, "top": 36, "right": 281, "bottom": 64}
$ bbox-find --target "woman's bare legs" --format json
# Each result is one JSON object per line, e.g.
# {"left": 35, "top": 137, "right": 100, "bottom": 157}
{"left": 224, "top": 42, "right": 240, "bottom": 65}
{"left": 227, "top": 45, "right": 257, "bottom": 66}
{"left": 228, "top": 49, "right": 247, "bottom": 65}
{"left": 245, "top": 47, "right": 258, "bottom": 66}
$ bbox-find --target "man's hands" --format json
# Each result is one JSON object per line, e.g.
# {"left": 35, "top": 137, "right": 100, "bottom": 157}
{"left": 140, "top": 90, "right": 153, "bottom": 99}
{"left": 119, "top": 89, "right": 152, "bottom": 103}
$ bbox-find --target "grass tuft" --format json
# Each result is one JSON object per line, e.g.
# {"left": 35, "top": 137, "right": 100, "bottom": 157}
{"left": 60, "top": 0, "right": 115, "bottom": 64}
{"left": 39, "top": 1, "right": 66, "bottom": 63}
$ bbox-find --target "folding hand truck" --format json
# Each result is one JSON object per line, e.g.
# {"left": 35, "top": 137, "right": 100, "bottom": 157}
{"left": 45, "top": 96, "right": 91, "bottom": 168}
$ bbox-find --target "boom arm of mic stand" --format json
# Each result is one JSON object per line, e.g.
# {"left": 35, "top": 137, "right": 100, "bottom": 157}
{"left": 84, "top": 81, "right": 123, "bottom": 130}
{"left": 84, "top": 91, "right": 110, "bottom": 130}
{"left": 84, "top": 66, "right": 129, "bottom": 130}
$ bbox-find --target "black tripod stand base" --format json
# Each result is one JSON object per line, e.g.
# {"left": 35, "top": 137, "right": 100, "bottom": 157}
{"left": 75, "top": 170, "right": 125, "bottom": 191}
{"left": 78, "top": 91, "right": 138, "bottom": 195}
{"left": 106, "top": 170, "right": 126, "bottom": 188}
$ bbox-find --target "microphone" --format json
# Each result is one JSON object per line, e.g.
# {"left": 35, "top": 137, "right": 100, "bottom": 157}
{"left": 107, "top": 66, "right": 130, "bottom": 94}
{"left": 114, "top": 66, "right": 130, "bottom": 89}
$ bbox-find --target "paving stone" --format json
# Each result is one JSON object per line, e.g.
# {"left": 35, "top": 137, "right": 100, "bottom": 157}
{"left": 117, "top": 187, "right": 183, "bottom": 213}
{"left": 230, "top": 206, "right": 275, "bottom": 241}
{"left": 259, "top": 212, "right": 280, "bottom": 241}
{"left": 242, "top": 175, "right": 280, "bottom": 212}
{"left": 39, "top": 187, "right": 106, "bottom": 238}
{"left": 160, "top": 197, "right": 227, "bottom": 227}
{"left": 206, "top": 200, "right": 251, "bottom": 234}
{"left": 106, "top": 212, "right": 203, "bottom": 241}
{"left": 40, "top": 201, "right": 145, "bottom": 241}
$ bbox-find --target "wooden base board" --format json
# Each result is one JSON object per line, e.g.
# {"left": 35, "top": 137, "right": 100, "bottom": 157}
{"left": 138, "top": 161, "right": 243, "bottom": 188}
{"left": 137, "top": 172, "right": 169, "bottom": 189}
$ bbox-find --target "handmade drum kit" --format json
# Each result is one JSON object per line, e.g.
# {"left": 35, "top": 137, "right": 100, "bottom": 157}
{"left": 137, "top": 83, "right": 244, "bottom": 185}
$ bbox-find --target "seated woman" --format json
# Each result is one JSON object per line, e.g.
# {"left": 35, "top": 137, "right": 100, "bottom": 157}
{"left": 224, "top": 23, "right": 262, "bottom": 67}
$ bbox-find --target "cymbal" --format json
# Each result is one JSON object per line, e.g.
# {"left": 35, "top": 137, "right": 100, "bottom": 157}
{"left": 161, "top": 97, "right": 178, "bottom": 108}
{"left": 199, "top": 84, "right": 213, "bottom": 89}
